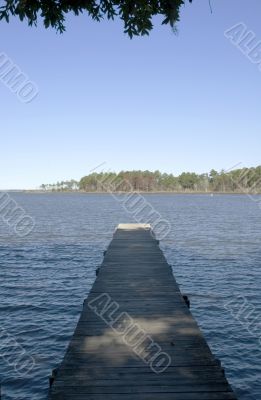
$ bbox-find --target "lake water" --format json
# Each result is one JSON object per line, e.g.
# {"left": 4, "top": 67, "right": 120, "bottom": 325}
{"left": 0, "top": 193, "right": 260, "bottom": 399}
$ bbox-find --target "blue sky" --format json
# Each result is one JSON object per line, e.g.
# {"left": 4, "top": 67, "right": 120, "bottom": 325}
{"left": 0, "top": 0, "right": 260, "bottom": 189}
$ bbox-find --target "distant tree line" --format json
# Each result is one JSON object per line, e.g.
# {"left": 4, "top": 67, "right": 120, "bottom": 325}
{"left": 41, "top": 166, "right": 261, "bottom": 193}
{"left": 40, "top": 180, "right": 79, "bottom": 192}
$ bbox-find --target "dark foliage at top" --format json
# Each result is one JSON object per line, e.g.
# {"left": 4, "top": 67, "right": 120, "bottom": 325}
{"left": 0, "top": 0, "right": 192, "bottom": 37}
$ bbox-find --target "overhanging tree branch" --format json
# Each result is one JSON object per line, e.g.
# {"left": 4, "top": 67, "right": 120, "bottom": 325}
{"left": 0, "top": 0, "right": 193, "bottom": 37}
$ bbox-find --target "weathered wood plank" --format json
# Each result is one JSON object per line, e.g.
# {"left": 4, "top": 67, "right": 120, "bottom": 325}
{"left": 50, "top": 394, "right": 237, "bottom": 400}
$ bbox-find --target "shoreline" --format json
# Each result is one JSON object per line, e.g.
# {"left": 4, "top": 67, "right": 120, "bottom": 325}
{"left": 4, "top": 190, "right": 261, "bottom": 195}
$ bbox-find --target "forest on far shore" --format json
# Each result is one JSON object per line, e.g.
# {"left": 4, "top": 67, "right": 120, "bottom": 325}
{"left": 40, "top": 166, "right": 261, "bottom": 194}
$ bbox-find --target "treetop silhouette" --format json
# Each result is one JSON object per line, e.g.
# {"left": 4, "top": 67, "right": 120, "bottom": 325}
{"left": 0, "top": 0, "right": 193, "bottom": 37}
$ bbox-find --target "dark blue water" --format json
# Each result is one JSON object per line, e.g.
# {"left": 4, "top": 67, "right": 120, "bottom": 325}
{"left": 0, "top": 193, "right": 260, "bottom": 399}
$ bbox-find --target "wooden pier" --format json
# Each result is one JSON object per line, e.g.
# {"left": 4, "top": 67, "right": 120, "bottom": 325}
{"left": 49, "top": 223, "right": 237, "bottom": 400}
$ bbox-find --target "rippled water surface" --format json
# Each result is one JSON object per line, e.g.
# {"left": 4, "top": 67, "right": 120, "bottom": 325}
{"left": 0, "top": 193, "right": 260, "bottom": 399}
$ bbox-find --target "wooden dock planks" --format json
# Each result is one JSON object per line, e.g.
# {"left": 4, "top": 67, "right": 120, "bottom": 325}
{"left": 49, "top": 223, "right": 237, "bottom": 400}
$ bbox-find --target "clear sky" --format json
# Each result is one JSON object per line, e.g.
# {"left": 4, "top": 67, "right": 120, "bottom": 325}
{"left": 0, "top": 0, "right": 260, "bottom": 189}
